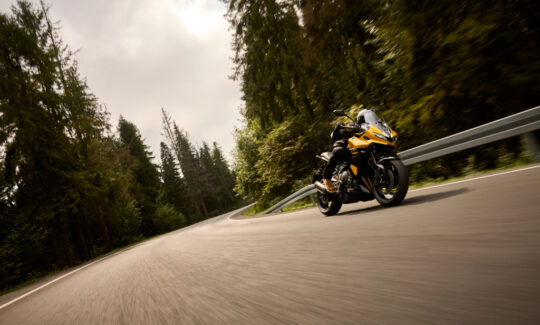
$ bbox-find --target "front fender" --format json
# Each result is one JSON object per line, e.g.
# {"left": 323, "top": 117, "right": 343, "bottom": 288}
{"left": 377, "top": 156, "right": 400, "bottom": 164}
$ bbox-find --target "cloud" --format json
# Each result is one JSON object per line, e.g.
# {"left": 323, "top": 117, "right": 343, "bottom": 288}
{"left": 0, "top": 0, "right": 242, "bottom": 162}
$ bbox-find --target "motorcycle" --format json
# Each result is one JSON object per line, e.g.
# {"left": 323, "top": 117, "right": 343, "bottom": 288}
{"left": 313, "top": 109, "right": 408, "bottom": 216}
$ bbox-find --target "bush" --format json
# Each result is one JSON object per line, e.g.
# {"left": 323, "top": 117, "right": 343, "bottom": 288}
{"left": 154, "top": 204, "right": 186, "bottom": 234}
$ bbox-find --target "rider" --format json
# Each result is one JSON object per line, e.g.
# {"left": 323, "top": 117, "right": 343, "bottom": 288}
{"left": 323, "top": 110, "right": 367, "bottom": 192}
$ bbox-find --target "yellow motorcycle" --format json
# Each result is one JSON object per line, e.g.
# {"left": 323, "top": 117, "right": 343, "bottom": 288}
{"left": 313, "top": 109, "right": 408, "bottom": 216}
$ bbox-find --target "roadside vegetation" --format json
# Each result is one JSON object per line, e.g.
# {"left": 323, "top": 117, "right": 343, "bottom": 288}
{"left": 0, "top": 1, "right": 243, "bottom": 292}
{"left": 225, "top": 0, "right": 540, "bottom": 209}
{"left": 269, "top": 155, "right": 536, "bottom": 215}
{"left": 1, "top": 0, "right": 540, "bottom": 293}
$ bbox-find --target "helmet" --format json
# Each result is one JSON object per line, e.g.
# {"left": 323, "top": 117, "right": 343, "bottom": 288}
{"left": 356, "top": 109, "right": 368, "bottom": 124}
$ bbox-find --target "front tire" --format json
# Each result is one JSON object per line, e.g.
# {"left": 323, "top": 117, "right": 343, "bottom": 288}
{"left": 316, "top": 191, "right": 342, "bottom": 216}
{"left": 373, "top": 159, "right": 408, "bottom": 207}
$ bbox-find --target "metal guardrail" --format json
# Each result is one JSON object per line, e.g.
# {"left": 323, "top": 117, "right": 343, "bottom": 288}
{"left": 399, "top": 106, "right": 540, "bottom": 165}
{"left": 264, "top": 106, "right": 540, "bottom": 214}
{"left": 264, "top": 184, "right": 316, "bottom": 214}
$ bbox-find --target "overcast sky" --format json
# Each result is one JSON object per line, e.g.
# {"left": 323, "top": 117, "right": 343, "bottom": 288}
{"left": 0, "top": 0, "right": 243, "bottom": 162}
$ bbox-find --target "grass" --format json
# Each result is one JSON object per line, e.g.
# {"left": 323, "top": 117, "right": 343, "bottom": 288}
{"left": 409, "top": 158, "right": 532, "bottom": 189}
{"left": 282, "top": 197, "right": 316, "bottom": 212}
{"left": 0, "top": 269, "right": 60, "bottom": 298}
{"left": 242, "top": 203, "right": 267, "bottom": 215}
{"left": 241, "top": 196, "right": 317, "bottom": 215}
{"left": 243, "top": 158, "right": 537, "bottom": 216}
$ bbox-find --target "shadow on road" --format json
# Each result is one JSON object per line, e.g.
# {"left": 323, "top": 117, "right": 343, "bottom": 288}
{"left": 337, "top": 187, "right": 469, "bottom": 217}
{"left": 404, "top": 187, "right": 470, "bottom": 205}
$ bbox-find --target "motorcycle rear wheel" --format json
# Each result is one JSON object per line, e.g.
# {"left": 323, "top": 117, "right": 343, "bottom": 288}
{"left": 316, "top": 191, "right": 342, "bottom": 216}
{"left": 373, "top": 159, "right": 408, "bottom": 207}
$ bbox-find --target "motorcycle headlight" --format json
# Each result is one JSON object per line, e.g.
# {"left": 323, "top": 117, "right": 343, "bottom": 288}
{"left": 373, "top": 132, "right": 388, "bottom": 141}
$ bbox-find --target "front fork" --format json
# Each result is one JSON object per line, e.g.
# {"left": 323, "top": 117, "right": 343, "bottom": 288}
{"left": 368, "top": 153, "right": 386, "bottom": 185}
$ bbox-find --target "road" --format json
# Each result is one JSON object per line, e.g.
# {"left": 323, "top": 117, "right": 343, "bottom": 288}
{"left": 1, "top": 165, "right": 540, "bottom": 324}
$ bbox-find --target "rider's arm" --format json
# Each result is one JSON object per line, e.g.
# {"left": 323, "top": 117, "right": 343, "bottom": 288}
{"left": 331, "top": 123, "right": 345, "bottom": 141}
{"left": 341, "top": 125, "right": 360, "bottom": 137}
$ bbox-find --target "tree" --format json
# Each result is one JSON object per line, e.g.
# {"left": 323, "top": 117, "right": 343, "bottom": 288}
{"left": 0, "top": 0, "right": 113, "bottom": 289}
{"left": 117, "top": 117, "right": 160, "bottom": 236}
{"left": 211, "top": 142, "right": 236, "bottom": 207}
{"left": 160, "top": 142, "right": 191, "bottom": 214}
{"left": 232, "top": 123, "right": 265, "bottom": 201}
{"left": 225, "top": 0, "right": 540, "bottom": 206}
{"left": 0, "top": 1, "right": 241, "bottom": 292}
{"left": 161, "top": 109, "right": 240, "bottom": 220}
{"left": 198, "top": 142, "right": 220, "bottom": 214}
{"left": 162, "top": 109, "right": 207, "bottom": 222}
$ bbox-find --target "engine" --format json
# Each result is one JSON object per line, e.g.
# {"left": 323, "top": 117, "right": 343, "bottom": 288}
{"left": 338, "top": 170, "right": 353, "bottom": 188}
{"left": 333, "top": 163, "right": 360, "bottom": 191}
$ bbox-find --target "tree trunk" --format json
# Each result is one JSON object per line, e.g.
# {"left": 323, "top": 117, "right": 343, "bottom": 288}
{"left": 76, "top": 215, "right": 90, "bottom": 260}
{"left": 200, "top": 197, "right": 209, "bottom": 218}
{"left": 51, "top": 228, "right": 65, "bottom": 267}
{"left": 61, "top": 229, "right": 76, "bottom": 266}
{"left": 97, "top": 204, "right": 112, "bottom": 251}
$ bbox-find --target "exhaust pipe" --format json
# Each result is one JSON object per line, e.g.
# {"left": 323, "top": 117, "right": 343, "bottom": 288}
{"left": 314, "top": 181, "right": 327, "bottom": 193}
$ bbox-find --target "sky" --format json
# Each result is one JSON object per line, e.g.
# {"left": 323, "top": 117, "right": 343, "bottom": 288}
{"left": 0, "top": 0, "right": 243, "bottom": 162}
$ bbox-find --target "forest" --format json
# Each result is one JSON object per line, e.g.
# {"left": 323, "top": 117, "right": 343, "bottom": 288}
{"left": 2, "top": 0, "right": 540, "bottom": 292}
{"left": 226, "top": 0, "right": 540, "bottom": 207}
{"left": 0, "top": 1, "right": 240, "bottom": 291}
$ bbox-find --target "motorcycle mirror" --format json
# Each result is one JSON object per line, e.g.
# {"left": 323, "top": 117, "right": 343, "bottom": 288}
{"left": 333, "top": 110, "right": 345, "bottom": 116}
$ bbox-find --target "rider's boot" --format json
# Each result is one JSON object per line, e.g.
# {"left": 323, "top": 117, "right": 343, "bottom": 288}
{"left": 324, "top": 179, "right": 336, "bottom": 193}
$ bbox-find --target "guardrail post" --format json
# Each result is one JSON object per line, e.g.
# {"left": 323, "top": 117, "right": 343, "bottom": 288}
{"left": 521, "top": 131, "right": 540, "bottom": 163}
{"left": 309, "top": 194, "right": 316, "bottom": 206}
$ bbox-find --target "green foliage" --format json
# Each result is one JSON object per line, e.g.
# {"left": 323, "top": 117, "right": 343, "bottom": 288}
{"left": 233, "top": 122, "right": 264, "bottom": 200}
{"left": 161, "top": 109, "right": 242, "bottom": 221}
{"left": 154, "top": 203, "right": 185, "bottom": 234}
{"left": 0, "top": 0, "right": 114, "bottom": 286}
{"left": 160, "top": 142, "right": 190, "bottom": 214}
{"left": 107, "top": 197, "right": 142, "bottom": 246}
{"left": 211, "top": 142, "right": 237, "bottom": 205}
{"left": 118, "top": 117, "right": 160, "bottom": 236}
{"left": 256, "top": 116, "right": 329, "bottom": 202}
{"left": 0, "top": 1, "right": 240, "bottom": 291}
{"left": 226, "top": 0, "right": 540, "bottom": 207}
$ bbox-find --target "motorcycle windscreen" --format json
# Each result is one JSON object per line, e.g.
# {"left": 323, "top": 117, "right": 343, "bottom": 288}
{"left": 363, "top": 110, "right": 392, "bottom": 138}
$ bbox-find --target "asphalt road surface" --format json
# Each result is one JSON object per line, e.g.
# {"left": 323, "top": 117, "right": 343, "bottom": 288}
{"left": 1, "top": 165, "right": 540, "bottom": 324}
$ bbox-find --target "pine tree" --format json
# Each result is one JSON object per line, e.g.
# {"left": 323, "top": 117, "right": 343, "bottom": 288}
{"left": 161, "top": 109, "right": 241, "bottom": 220}
{"left": 211, "top": 142, "right": 236, "bottom": 207}
{"left": 160, "top": 142, "right": 190, "bottom": 214}
{"left": 198, "top": 142, "right": 219, "bottom": 213}
{"left": 117, "top": 117, "right": 160, "bottom": 236}
{"left": 0, "top": 1, "right": 114, "bottom": 289}
{"left": 176, "top": 127, "right": 209, "bottom": 220}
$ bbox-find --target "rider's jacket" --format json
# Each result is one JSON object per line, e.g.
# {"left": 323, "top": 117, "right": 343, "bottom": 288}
{"left": 331, "top": 123, "right": 358, "bottom": 148}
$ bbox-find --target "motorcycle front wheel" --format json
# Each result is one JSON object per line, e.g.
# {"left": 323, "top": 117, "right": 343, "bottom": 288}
{"left": 316, "top": 191, "right": 342, "bottom": 216}
{"left": 373, "top": 159, "right": 408, "bottom": 207}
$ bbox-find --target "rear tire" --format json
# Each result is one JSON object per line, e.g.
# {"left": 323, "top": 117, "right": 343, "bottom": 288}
{"left": 316, "top": 191, "right": 342, "bottom": 216}
{"left": 373, "top": 160, "right": 408, "bottom": 207}
{"left": 313, "top": 163, "right": 342, "bottom": 216}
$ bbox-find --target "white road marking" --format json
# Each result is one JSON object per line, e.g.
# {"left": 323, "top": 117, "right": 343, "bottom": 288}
{"left": 0, "top": 251, "right": 121, "bottom": 310}
{"left": 408, "top": 164, "right": 540, "bottom": 193}
{"left": 1, "top": 164, "right": 538, "bottom": 310}
{"left": 0, "top": 206, "right": 250, "bottom": 310}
